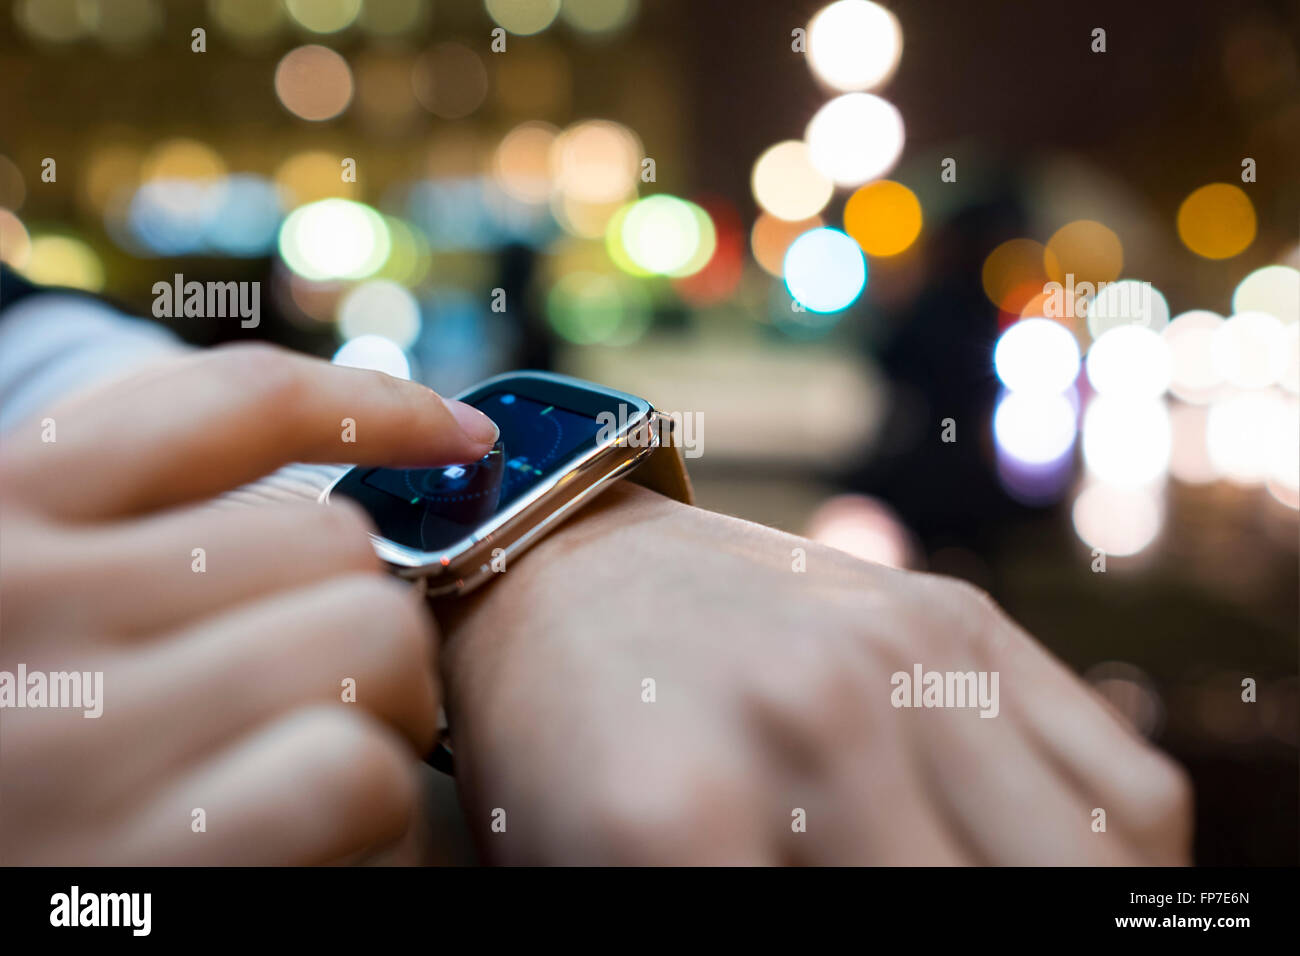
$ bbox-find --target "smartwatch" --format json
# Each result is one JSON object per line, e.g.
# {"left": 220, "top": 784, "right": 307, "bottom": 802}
{"left": 320, "top": 370, "right": 693, "bottom": 597}
{"left": 322, "top": 371, "right": 693, "bottom": 774}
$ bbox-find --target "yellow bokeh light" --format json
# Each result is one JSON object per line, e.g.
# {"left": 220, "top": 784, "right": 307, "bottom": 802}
{"left": 142, "top": 138, "right": 225, "bottom": 182}
{"left": 1177, "top": 183, "right": 1256, "bottom": 259}
{"left": 843, "top": 180, "right": 921, "bottom": 257}
{"left": 982, "top": 238, "right": 1058, "bottom": 314}
{"left": 21, "top": 235, "right": 105, "bottom": 291}
{"left": 485, "top": 0, "right": 560, "bottom": 36}
{"left": 208, "top": 0, "right": 285, "bottom": 41}
{"left": 1045, "top": 219, "right": 1123, "bottom": 284}
{"left": 561, "top": 0, "right": 638, "bottom": 34}
{"left": 275, "top": 150, "right": 357, "bottom": 205}
{"left": 80, "top": 143, "right": 144, "bottom": 214}
{"left": 284, "top": 0, "right": 361, "bottom": 34}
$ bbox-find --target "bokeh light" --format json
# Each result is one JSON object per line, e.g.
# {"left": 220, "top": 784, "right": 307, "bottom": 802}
{"left": 805, "top": 93, "right": 904, "bottom": 187}
{"left": 0, "top": 154, "right": 27, "bottom": 210}
{"left": 275, "top": 150, "right": 357, "bottom": 205}
{"left": 20, "top": 235, "right": 105, "bottom": 291}
{"left": 208, "top": 0, "right": 286, "bottom": 42}
{"left": 620, "top": 195, "right": 700, "bottom": 275}
{"left": 993, "top": 390, "right": 1077, "bottom": 465}
{"left": 560, "top": 0, "right": 639, "bottom": 35}
{"left": 806, "top": 493, "right": 913, "bottom": 568}
{"left": 994, "top": 318, "right": 1080, "bottom": 394}
{"left": 486, "top": 0, "right": 561, "bottom": 36}
{"left": 337, "top": 280, "right": 421, "bottom": 349}
{"left": 751, "top": 213, "right": 823, "bottom": 276}
{"left": 806, "top": 1, "right": 903, "bottom": 93}
{"left": 982, "top": 238, "right": 1056, "bottom": 315}
{"left": 278, "top": 198, "right": 391, "bottom": 281}
{"left": 1085, "top": 324, "right": 1172, "bottom": 399}
{"left": 358, "top": 0, "right": 428, "bottom": 36}
{"left": 1232, "top": 264, "right": 1299, "bottom": 325}
{"left": 284, "top": 0, "right": 361, "bottom": 34}
{"left": 1176, "top": 183, "right": 1256, "bottom": 259}
{"left": 783, "top": 227, "right": 867, "bottom": 313}
{"left": 332, "top": 334, "right": 411, "bottom": 380}
{"left": 1045, "top": 219, "right": 1123, "bottom": 285}
{"left": 83, "top": 0, "right": 162, "bottom": 49}
{"left": 142, "top": 138, "right": 225, "bottom": 182}
{"left": 1087, "top": 279, "right": 1169, "bottom": 340}
{"left": 552, "top": 120, "right": 641, "bottom": 205}
{"left": 1072, "top": 484, "right": 1163, "bottom": 557}
{"left": 412, "top": 42, "right": 489, "bottom": 119}
{"left": 1206, "top": 391, "right": 1283, "bottom": 484}
{"left": 1082, "top": 397, "right": 1171, "bottom": 486}
{"left": 1212, "top": 311, "right": 1287, "bottom": 389}
{"left": 15, "top": 0, "right": 89, "bottom": 43}
{"left": 1168, "top": 402, "right": 1217, "bottom": 485}
{"left": 493, "top": 122, "right": 559, "bottom": 204}
{"left": 275, "top": 45, "right": 354, "bottom": 121}
{"left": 0, "top": 210, "right": 33, "bottom": 268}
{"left": 1163, "top": 310, "right": 1225, "bottom": 403}
{"left": 751, "top": 141, "right": 833, "bottom": 222}
{"left": 843, "top": 179, "right": 921, "bottom": 257}
{"left": 546, "top": 271, "right": 649, "bottom": 346}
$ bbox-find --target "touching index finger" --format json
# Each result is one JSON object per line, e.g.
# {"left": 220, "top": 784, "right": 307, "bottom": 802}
{"left": 0, "top": 344, "right": 499, "bottom": 519}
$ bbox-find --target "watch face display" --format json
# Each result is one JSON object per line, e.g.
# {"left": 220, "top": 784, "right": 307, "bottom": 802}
{"left": 330, "top": 378, "right": 646, "bottom": 555}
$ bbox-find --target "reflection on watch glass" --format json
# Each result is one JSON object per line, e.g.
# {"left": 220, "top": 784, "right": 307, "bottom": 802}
{"left": 336, "top": 391, "right": 603, "bottom": 552}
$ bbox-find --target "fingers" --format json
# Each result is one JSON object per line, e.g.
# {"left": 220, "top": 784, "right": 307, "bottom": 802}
{"left": 27, "top": 499, "right": 383, "bottom": 641}
{"left": 109, "top": 707, "right": 419, "bottom": 865}
{"left": 93, "top": 574, "right": 439, "bottom": 804}
{"left": 905, "top": 574, "right": 1184, "bottom": 864}
{"left": 0, "top": 343, "right": 498, "bottom": 520}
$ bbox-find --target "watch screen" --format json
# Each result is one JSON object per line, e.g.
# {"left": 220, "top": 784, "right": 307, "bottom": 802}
{"left": 333, "top": 391, "right": 606, "bottom": 552}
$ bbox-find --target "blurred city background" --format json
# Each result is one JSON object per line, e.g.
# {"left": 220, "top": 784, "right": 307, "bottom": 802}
{"left": 1, "top": 0, "right": 1296, "bottom": 863}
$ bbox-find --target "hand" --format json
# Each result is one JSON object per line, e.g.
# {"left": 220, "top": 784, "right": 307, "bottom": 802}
{"left": 439, "top": 483, "right": 1193, "bottom": 865}
{"left": 0, "top": 344, "right": 497, "bottom": 864}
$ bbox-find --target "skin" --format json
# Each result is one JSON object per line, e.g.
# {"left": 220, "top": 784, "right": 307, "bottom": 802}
{"left": 0, "top": 344, "right": 1193, "bottom": 865}
{"left": 0, "top": 344, "right": 494, "bottom": 864}
{"left": 438, "top": 485, "right": 1194, "bottom": 865}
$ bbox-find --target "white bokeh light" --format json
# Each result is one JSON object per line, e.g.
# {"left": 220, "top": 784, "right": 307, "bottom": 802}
{"left": 993, "top": 391, "right": 1077, "bottom": 464}
{"left": 1072, "top": 483, "right": 1163, "bottom": 557}
{"left": 1082, "top": 396, "right": 1171, "bottom": 486}
{"left": 1163, "top": 310, "right": 1225, "bottom": 403}
{"left": 805, "top": 93, "right": 904, "bottom": 187}
{"left": 337, "top": 279, "right": 421, "bottom": 349}
{"left": 751, "top": 140, "right": 834, "bottom": 221}
{"left": 332, "top": 334, "right": 411, "bottom": 380}
{"left": 1087, "top": 279, "right": 1169, "bottom": 340}
{"left": 1232, "top": 264, "right": 1299, "bottom": 325}
{"left": 807, "top": 1, "right": 903, "bottom": 92}
{"left": 1206, "top": 391, "right": 1282, "bottom": 485}
{"left": 1212, "top": 311, "right": 1287, "bottom": 389}
{"left": 1085, "top": 324, "right": 1172, "bottom": 399}
{"left": 994, "top": 318, "right": 1081, "bottom": 394}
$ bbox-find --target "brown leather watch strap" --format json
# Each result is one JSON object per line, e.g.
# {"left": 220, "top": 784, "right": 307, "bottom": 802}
{"left": 627, "top": 411, "right": 695, "bottom": 505}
